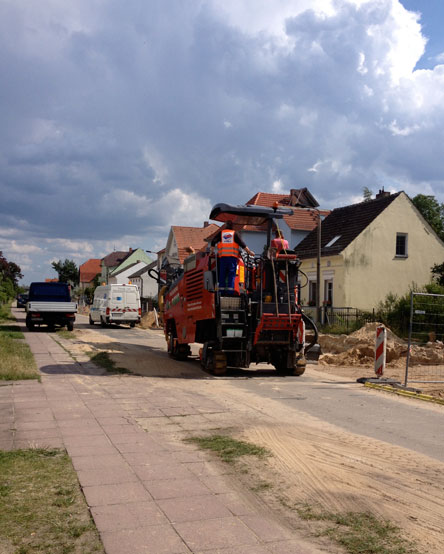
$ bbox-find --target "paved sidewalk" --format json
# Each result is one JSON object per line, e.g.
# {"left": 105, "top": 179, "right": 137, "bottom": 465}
{"left": 1, "top": 314, "right": 323, "bottom": 554}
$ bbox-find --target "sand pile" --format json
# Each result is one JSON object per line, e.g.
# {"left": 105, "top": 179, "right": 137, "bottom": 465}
{"left": 318, "top": 322, "right": 444, "bottom": 367}
{"left": 138, "top": 310, "right": 162, "bottom": 329}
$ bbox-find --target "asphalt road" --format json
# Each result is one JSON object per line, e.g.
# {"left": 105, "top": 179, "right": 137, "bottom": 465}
{"left": 76, "top": 313, "right": 444, "bottom": 463}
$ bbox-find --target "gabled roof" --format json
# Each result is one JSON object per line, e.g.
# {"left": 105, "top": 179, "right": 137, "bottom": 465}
{"left": 245, "top": 189, "right": 329, "bottom": 232}
{"left": 111, "top": 261, "right": 143, "bottom": 277}
{"left": 172, "top": 224, "right": 220, "bottom": 264}
{"left": 102, "top": 251, "right": 130, "bottom": 268}
{"left": 296, "top": 192, "right": 401, "bottom": 259}
{"left": 247, "top": 187, "right": 319, "bottom": 208}
{"left": 128, "top": 260, "right": 157, "bottom": 279}
{"left": 79, "top": 259, "right": 101, "bottom": 283}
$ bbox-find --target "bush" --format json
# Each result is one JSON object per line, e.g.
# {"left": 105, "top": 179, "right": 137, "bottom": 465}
{"left": 375, "top": 283, "right": 444, "bottom": 338}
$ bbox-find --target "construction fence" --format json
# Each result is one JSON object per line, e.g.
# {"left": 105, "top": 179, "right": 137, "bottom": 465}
{"left": 405, "top": 292, "right": 444, "bottom": 385}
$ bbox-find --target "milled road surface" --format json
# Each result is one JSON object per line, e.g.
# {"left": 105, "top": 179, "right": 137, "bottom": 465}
{"left": 78, "top": 313, "right": 444, "bottom": 463}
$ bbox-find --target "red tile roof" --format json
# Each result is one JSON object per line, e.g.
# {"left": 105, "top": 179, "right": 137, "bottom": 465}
{"left": 245, "top": 191, "right": 329, "bottom": 231}
{"left": 172, "top": 224, "right": 220, "bottom": 263}
{"left": 79, "top": 259, "right": 102, "bottom": 284}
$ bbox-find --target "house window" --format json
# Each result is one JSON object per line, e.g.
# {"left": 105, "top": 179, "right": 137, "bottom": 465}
{"left": 309, "top": 281, "right": 317, "bottom": 306}
{"left": 324, "top": 280, "right": 333, "bottom": 306}
{"left": 396, "top": 233, "right": 408, "bottom": 257}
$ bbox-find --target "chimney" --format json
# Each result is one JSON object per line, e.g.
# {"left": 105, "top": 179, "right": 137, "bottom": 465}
{"left": 129, "top": 247, "right": 133, "bottom": 253}
{"left": 376, "top": 187, "right": 390, "bottom": 199}
{"left": 203, "top": 221, "right": 209, "bottom": 227}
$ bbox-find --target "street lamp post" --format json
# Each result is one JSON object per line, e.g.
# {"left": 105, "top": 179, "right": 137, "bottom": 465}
{"left": 315, "top": 209, "right": 322, "bottom": 326}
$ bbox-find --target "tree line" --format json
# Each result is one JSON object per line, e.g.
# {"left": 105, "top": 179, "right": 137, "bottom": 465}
{"left": 0, "top": 251, "right": 23, "bottom": 304}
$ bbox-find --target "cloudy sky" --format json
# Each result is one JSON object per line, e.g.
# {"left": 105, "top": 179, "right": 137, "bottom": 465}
{"left": 1, "top": 0, "right": 444, "bottom": 284}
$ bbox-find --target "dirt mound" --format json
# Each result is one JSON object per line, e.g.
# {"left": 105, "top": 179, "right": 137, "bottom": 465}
{"left": 318, "top": 322, "right": 444, "bottom": 367}
{"left": 138, "top": 310, "right": 162, "bottom": 329}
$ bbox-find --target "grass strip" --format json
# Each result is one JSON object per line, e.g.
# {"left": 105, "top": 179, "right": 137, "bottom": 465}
{"left": 87, "top": 351, "right": 130, "bottom": 374}
{"left": 296, "top": 504, "right": 418, "bottom": 554}
{"left": 0, "top": 448, "right": 103, "bottom": 554}
{"left": 185, "top": 434, "right": 271, "bottom": 463}
{"left": 0, "top": 306, "right": 39, "bottom": 380}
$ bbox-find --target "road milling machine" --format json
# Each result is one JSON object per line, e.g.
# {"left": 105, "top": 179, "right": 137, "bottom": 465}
{"left": 157, "top": 203, "right": 320, "bottom": 375}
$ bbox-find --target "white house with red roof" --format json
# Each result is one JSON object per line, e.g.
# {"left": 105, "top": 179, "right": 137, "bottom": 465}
{"left": 163, "top": 222, "right": 220, "bottom": 267}
{"left": 240, "top": 188, "right": 329, "bottom": 253}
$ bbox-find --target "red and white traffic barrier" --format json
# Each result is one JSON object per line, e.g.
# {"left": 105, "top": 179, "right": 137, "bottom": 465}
{"left": 375, "top": 325, "right": 387, "bottom": 377}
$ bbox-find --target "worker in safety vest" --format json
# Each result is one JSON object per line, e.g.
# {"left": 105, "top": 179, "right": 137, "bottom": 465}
{"left": 210, "top": 221, "right": 254, "bottom": 294}
{"left": 270, "top": 229, "right": 289, "bottom": 255}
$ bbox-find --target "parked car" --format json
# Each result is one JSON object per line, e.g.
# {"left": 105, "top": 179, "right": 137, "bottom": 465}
{"left": 16, "top": 293, "right": 28, "bottom": 308}
{"left": 26, "top": 282, "right": 77, "bottom": 331}
{"left": 89, "top": 284, "right": 141, "bottom": 327}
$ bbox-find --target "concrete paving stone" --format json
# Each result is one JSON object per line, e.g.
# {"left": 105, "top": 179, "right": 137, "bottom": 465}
{"left": 200, "top": 475, "right": 236, "bottom": 494}
{"left": 77, "top": 466, "right": 138, "bottom": 487}
{"left": 57, "top": 418, "right": 101, "bottom": 429}
{"left": 63, "top": 434, "right": 112, "bottom": 447}
{"left": 120, "top": 452, "right": 172, "bottom": 466}
{"left": 14, "top": 407, "right": 53, "bottom": 418}
{"left": 101, "top": 424, "right": 143, "bottom": 437}
{"left": 266, "top": 540, "right": 324, "bottom": 554}
{"left": 216, "top": 493, "right": 257, "bottom": 516}
{"left": 51, "top": 410, "right": 93, "bottom": 420}
{"left": 143, "top": 477, "right": 211, "bottom": 500}
{"left": 113, "top": 437, "right": 165, "bottom": 451}
{"left": 0, "top": 422, "right": 14, "bottom": 431}
{"left": 158, "top": 495, "right": 232, "bottom": 523}
{"left": 71, "top": 454, "right": 129, "bottom": 471}
{"left": 195, "top": 546, "right": 270, "bottom": 554}
{"left": 14, "top": 420, "right": 58, "bottom": 431}
{"left": 133, "top": 463, "right": 195, "bottom": 481}
{"left": 83, "top": 481, "right": 153, "bottom": 506}
{"left": 12, "top": 400, "right": 47, "bottom": 408}
{"left": 89, "top": 409, "right": 128, "bottom": 418}
{"left": 96, "top": 416, "right": 132, "bottom": 425}
{"left": 123, "top": 409, "right": 164, "bottom": 418}
{"left": 0, "top": 440, "right": 14, "bottom": 450}
{"left": 240, "top": 515, "right": 294, "bottom": 543}
{"left": 100, "top": 524, "right": 190, "bottom": 554}
{"left": 91, "top": 501, "right": 169, "bottom": 531}
{"left": 0, "top": 431, "right": 14, "bottom": 442}
{"left": 14, "top": 437, "right": 65, "bottom": 449}
{"left": 14, "top": 429, "right": 62, "bottom": 441}
{"left": 174, "top": 517, "right": 260, "bottom": 551}
{"left": 57, "top": 425, "right": 105, "bottom": 437}
{"left": 15, "top": 412, "right": 54, "bottom": 423}
{"left": 65, "top": 443, "right": 119, "bottom": 457}
{"left": 161, "top": 407, "right": 201, "bottom": 417}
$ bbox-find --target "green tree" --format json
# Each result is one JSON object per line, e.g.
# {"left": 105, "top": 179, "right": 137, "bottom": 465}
{"left": 0, "top": 251, "right": 22, "bottom": 304}
{"left": 431, "top": 262, "right": 444, "bottom": 286}
{"left": 51, "top": 259, "right": 79, "bottom": 285}
{"left": 412, "top": 194, "right": 444, "bottom": 241}
{"left": 362, "top": 187, "right": 373, "bottom": 201}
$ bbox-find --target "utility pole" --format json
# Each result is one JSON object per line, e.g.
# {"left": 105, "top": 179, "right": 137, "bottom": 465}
{"left": 316, "top": 209, "right": 322, "bottom": 326}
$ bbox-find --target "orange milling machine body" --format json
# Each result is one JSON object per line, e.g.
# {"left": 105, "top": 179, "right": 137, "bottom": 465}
{"left": 160, "top": 202, "right": 320, "bottom": 373}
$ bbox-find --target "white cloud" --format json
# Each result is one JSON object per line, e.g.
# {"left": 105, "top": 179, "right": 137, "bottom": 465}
{"left": 2, "top": 0, "right": 444, "bottom": 284}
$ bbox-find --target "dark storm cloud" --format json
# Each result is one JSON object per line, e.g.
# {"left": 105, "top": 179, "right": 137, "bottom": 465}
{"left": 1, "top": 0, "right": 444, "bottom": 282}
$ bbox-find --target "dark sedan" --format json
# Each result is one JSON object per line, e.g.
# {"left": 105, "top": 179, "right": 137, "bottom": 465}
{"left": 16, "top": 293, "right": 28, "bottom": 308}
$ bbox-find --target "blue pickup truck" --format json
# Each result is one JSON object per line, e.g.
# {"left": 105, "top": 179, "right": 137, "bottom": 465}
{"left": 25, "top": 282, "right": 77, "bottom": 331}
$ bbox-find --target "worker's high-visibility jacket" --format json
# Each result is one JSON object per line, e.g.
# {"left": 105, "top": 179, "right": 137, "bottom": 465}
{"left": 217, "top": 230, "right": 240, "bottom": 257}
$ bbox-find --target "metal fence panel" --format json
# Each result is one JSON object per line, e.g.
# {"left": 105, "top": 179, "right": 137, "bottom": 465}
{"left": 405, "top": 292, "right": 444, "bottom": 385}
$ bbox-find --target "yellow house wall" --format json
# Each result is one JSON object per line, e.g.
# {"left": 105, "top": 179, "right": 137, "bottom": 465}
{"left": 342, "top": 192, "right": 444, "bottom": 310}
{"left": 299, "top": 255, "right": 345, "bottom": 306}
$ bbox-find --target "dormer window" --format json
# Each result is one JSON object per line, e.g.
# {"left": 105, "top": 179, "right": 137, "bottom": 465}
{"left": 396, "top": 233, "right": 408, "bottom": 257}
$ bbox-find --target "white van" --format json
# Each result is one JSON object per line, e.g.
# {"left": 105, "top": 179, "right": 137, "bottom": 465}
{"left": 89, "top": 284, "right": 141, "bottom": 328}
